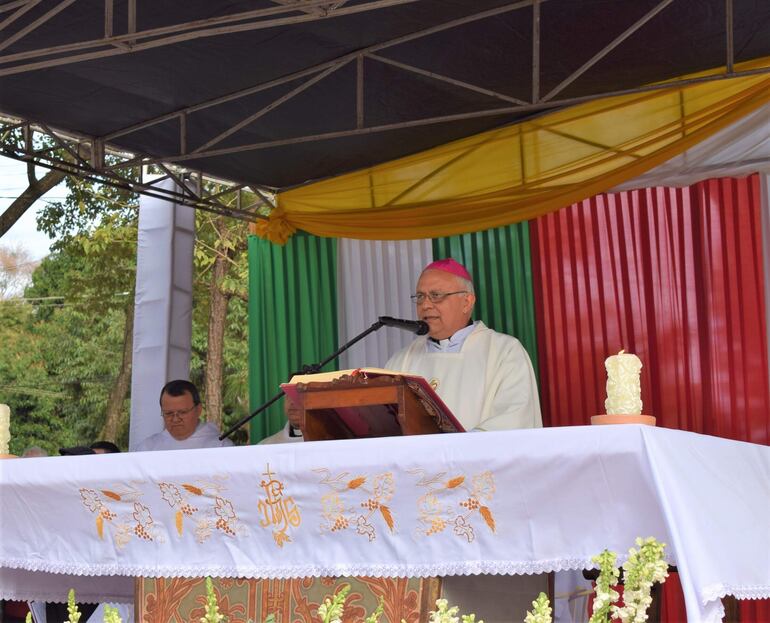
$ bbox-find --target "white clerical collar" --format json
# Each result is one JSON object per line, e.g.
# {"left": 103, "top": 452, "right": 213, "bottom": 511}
{"left": 426, "top": 321, "right": 478, "bottom": 353}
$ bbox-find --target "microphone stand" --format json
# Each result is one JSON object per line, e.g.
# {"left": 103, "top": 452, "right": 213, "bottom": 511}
{"left": 219, "top": 319, "right": 386, "bottom": 440}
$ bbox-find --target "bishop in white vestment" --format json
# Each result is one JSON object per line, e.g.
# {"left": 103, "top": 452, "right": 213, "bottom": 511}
{"left": 386, "top": 258, "right": 542, "bottom": 432}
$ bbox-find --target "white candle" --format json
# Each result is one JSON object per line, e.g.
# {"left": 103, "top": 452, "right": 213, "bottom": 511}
{"left": 0, "top": 404, "right": 10, "bottom": 455}
{"left": 604, "top": 350, "right": 643, "bottom": 415}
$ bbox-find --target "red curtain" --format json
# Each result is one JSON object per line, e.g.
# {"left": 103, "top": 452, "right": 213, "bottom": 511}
{"left": 530, "top": 174, "right": 770, "bottom": 621}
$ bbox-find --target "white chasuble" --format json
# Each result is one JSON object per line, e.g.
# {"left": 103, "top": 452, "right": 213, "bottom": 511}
{"left": 386, "top": 321, "right": 542, "bottom": 431}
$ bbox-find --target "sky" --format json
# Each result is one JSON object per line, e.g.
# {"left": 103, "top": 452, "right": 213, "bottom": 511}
{"left": 0, "top": 155, "right": 66, "bottom": 260}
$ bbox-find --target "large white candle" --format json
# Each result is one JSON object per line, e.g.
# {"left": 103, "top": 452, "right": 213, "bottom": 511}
{"left": 604, "top": 350, "right": 643, "bottom": 415}
{"left": 0, "top": 404, "right": 10, "bottom": 455}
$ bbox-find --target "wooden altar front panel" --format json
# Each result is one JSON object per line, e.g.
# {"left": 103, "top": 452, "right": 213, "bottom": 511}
{"left": 135, "top": 576, "right": 440, "bottom": 623}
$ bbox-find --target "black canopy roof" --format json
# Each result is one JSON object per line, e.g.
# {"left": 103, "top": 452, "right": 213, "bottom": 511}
{"left": 1, "top": 0, "right": 770, "bottom": 192}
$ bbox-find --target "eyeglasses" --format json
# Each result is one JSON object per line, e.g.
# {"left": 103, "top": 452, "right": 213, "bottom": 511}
{"left": 410, "top": 291, "right": 467, "bottom": 305}
{"left": 161, "top": 405, "right": 198, "bottom": 419}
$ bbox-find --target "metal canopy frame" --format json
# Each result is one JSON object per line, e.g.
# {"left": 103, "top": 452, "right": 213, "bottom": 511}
{"left": 0, "top": 0, "right": 764, "bottom": 204}
{"left": 0, "top": 116, "right": 274, "bottom": 219}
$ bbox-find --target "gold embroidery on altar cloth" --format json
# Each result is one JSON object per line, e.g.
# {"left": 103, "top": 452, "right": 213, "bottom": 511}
{"left": 79, "top": 483, "right": 163, "bottom": 549}
{"left": 314, "top": 469, "right": 395, "bottom": 542}
{"left": 410, "top": 469, "right": 496, "bottom": 543}
{"left": 258, "top": 464, "right": 301, "bottom": 548}
{"left": 157, "top": 476, "right": 242, "bottom": 543}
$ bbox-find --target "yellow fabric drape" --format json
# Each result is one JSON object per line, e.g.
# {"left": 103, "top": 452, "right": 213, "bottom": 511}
{"left": 264, "top": 57, "right": 770, "bottom": 243}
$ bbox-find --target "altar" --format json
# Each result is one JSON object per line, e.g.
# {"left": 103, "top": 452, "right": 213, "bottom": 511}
{"left": 1, "top": 425, "right": 768, "bottom": 622}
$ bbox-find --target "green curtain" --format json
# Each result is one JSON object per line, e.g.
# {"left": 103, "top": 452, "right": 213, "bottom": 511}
{"left": 433, "top": 223, "right": 539, "bottom": 378}
{"left": 248, "top": 233, "right": 338, "bottom": 442}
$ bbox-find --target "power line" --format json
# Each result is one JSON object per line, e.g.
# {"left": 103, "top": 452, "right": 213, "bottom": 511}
{"left": 0, "top": 292, "right": 131, "bottom": 306}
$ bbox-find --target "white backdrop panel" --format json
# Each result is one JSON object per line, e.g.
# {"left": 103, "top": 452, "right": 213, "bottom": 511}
{"left": 129, "top": 179, "right": 195, "bottom": 450}
{"left": 337, "top": 238, "right": 432, "bottom": 369}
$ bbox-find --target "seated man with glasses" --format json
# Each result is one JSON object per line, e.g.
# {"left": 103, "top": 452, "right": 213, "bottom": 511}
{"left": 135, "top": 379, "right": 233, "bottom": 451}
{"left": 385, "top": 258, "right": 542, "bottom": 432}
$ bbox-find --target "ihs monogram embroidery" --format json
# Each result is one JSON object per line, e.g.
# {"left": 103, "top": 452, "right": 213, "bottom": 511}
{"left": 258, "top": 464, "right": 301, "bottom": 547}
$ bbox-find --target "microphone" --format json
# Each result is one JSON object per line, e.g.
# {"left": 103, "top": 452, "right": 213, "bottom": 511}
{"left": 378, "top": 316, "right": 429, "bottom": 335}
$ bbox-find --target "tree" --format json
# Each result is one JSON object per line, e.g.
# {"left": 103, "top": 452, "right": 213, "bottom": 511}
{"left": 194, "top": 211, "right": 250, "bottom": 432}
{"left": 4, "top": 156, "right": 254, "bottom": 449}
{"left": 0, "top": 164, "right": 66, "bottom": 237}
{"left": 0, "top": 293, "right": 61, "bottom": 454}
{"left": 30, "top": 171, "right": 139, "bottom": 446}
{"left": 6, "top": 240, "right": 136, "bottom": 452}
{"left": 0, "top": 243, "right": 38, "bottom": 298}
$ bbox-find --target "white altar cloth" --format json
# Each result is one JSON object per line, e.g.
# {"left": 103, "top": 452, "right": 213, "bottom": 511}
{"left": 1, "top": 425, "right": 768, "bottom": 621}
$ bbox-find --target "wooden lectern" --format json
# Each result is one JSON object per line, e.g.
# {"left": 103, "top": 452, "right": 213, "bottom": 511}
{"left": 290, "top": 373, "right": 460, "bottom": 441}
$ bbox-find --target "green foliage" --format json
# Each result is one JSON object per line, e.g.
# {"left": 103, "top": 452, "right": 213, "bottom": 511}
{"left": 524, "top": 592, "right": 552, "bottom": 623}
{"left": 317, "top": 584, "right": 351, "bottom": 623}
{"left": 0, "top": 296, "right": 66, "bottom": 454}
{"left": 3, "top": 174, "right": 253, "bottom": 451}
{"left": 67, "top": 588, "right": 82, "bottom": 622}
{"left": 0, "top": 225, "right": 137, "bottom": 454}
{"left": 200, "top": 576, "right": 226, "bottom": 623}
{"left": 364, "top": 596, "right": 385, "bottom": 623}
{"left": 102, "top": 605, "right": 124, "bottom": 623}
{"left": 36, "top": 163, "right": 137, "bottom": 250}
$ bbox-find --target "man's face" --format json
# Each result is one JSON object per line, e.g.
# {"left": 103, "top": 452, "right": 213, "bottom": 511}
{"left": 415, "top": 269, "right": 475, "bottom": 340}
{"left": 160, "top": 390, "right": 202, "bottom": 441}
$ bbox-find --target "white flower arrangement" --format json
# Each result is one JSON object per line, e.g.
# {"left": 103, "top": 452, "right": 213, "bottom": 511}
{"left": 589, "top": 550, "right": 620, "bottom": 623}
{"left": 423, "top": 598, "right": 483, "bottom": 623}
{"left": 611, "top": 537, "right": 669, "bottom": 623}
{"left": 200, "top": 576, "right": 226, "bottom": 623}
{"left": 524, "top": 592, "right": 552, "bottom": 623}
{"left": 318, "top": 584, "right": 351, "bottom": 623}
{"left": 588, "top": 536, "right": 669, "bottom": 623}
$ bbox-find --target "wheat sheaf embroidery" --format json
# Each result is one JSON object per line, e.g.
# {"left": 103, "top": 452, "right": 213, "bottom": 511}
{"left": 79, "top": 483, "right": 163, "bottom": 549}
{"left": 314, "top": 468, "right": 395, "bottom": 542}
{"left": 157, "top": 476, "right": 242, "bottom": 543}
{"left": 410, "top": 469, "right": 496, "bottom": 542}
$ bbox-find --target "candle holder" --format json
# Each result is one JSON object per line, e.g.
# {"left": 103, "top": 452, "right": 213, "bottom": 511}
{"left": 591, "top": 414, "right": 656, "bottom": 426}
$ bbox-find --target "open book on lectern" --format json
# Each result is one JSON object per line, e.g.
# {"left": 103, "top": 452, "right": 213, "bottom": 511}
{"left": 280, "top": 368, "right": 465, "bottom": 438}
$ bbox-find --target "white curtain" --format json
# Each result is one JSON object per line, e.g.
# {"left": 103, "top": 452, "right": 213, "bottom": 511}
{"left": 128, "top": 179, "right": 195, "bottom": 450}
{"left": 337, "top": 239, "right": 432, "bottom": 369}
{"left": 614, "top": 100, "right": 770, "bottom": 191}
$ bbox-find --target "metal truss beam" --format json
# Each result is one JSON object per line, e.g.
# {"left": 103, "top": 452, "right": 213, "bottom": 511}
{"left": 0, "top": 0, "right": 40, "bottom": 34}
{"left": 0, "top": 118, "right": 272, "bottom": 221}
{"left": 145, "top": 63, "right": 770, "bottom": 168}
{"left": 0, "top": 0, "right": 75, "bottom": 53}
{"left": 365, "top": 53, "right": 529, "bottom": 105}
{"left": 726, "top": 0, "right": 734, "bottom": 73}
{"left": 191, "top": 61, "right": 346, "bottom": 154}
{"left": 541, "top": 0, "right": 676, "bottom": 102}
{"left": 101, "top": 0, "right": 542, "bottom": 145}
{"left": 83, "top": 0, "right": 743, "bottom": 177}
{"left": 0, "top": 0, "right": 419, "bottom": 77}
{"left": 0, "top": 0, "right": 755, "bottom": 196}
